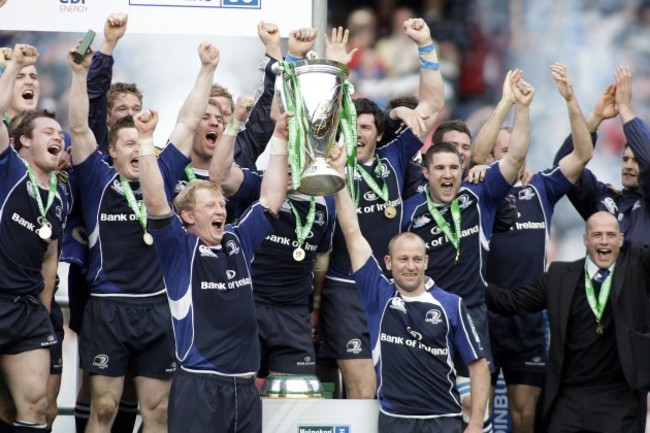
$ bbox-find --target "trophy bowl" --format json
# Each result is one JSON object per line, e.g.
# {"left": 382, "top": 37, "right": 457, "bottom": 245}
{"left": 274, "top": 57, "right": 350, "bottom": 196}
{"left": 260, "top": 374, "right": 324, "bottom": 399}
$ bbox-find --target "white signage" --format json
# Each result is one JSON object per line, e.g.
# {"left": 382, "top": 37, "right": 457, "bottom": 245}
{"left": 0, "top": 0, "right": 312, "bottom": 37}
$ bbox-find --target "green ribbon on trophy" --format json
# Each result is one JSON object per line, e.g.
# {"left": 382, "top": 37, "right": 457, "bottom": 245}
{"left": 338, "top": 80, "right": 358, "bottom": 203}
{"left": 277, "top": 60, "right": 309, "bottom": 191}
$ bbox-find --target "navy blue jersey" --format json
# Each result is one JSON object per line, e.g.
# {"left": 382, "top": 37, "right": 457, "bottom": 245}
{"left": 0, "top": 147, "right": 67, "bottom": 296}
{"left": 354, "top": 257, "right": 484, "bottom": 418}
{"left": 327, "top": 128, "right": 422, "bottom": 281}
{"left": 553, "top": 119, "right": 650, "bottom": 244}
{"left": 150, "top": 203, "right": 272, "bottom": 375}
{"left": 403, "top": 164, "right": 512, "bottom": 306}
{"left": 72, "top": 144, "right": 188, "bottom": 297}
{"left": 231, "top": 170, "right": 335, "bottom": 305}
{"left": 487, "top": 167, "right": 572, "bottom": 351}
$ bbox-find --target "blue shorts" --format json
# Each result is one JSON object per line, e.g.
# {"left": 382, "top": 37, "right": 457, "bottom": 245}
{"left": 319, "top": 278, "right": 372, "bottom": 360}
{"left": 0, "top": 294, "right": 56, "bottom": 355}
{"left": 49, "top": 300, "right": 64, "bottom": 374}
{"left": 168, "top": 369, "right": 261, "bottom": 433}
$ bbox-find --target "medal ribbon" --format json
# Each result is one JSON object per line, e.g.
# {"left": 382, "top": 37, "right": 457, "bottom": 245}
{"left": 354, "top": 156, "right": 388, "bottom": 208}
{"left": 425, "top": 189, "right": 462, "bottom": 257}
{"left": 288, "top": 196, "right": 317, "bottom": 246}
{"left": 584, "top": 262, "right": 615, "bottom": 322}
{"left": 339, "top": 80, "right": 358, "bottom": 203}
{"left": 119, "top": 176, "right": 147, "bottom": 231}
{"left": 23, "top": 160, "right": 57, "bottom": 222}
{"left": 184, "top": 164, "right": 197, "bottom": 182}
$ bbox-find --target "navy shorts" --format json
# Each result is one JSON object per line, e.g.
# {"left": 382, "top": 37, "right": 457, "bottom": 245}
{"left": 49, "top": 300, "right": 64, "bottom": 374}
{"left": 0, "top": 294, "right": 56, "bottom": 355}
{"left": 256, "top": 302, "right": 316, "bottom": 375}
{"left": 379, "top": 412, "right": 462, "bottom": 433}
{"left": 454, "top": 303, "right": 494, "bottom": 377}
{"left": 168, "top": 369, "right": 261, "bottom": 433}
{"left": 79, "top": 296, "right": 176, "bottom": 378}
{"left": 319, "top": 278, "right": 372, "bottom": 360}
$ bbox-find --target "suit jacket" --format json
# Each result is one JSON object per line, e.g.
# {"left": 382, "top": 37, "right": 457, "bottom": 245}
{"left": 486, "top": 242, "right": 650, "bottom": 419}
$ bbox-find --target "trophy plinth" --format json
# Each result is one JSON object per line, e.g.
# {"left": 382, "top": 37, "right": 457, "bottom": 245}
{"left": 298, "top": 158, "right": 346, "bottom": 196}
{"left": 260, "top": 374, "right": 324, "bottom": 399}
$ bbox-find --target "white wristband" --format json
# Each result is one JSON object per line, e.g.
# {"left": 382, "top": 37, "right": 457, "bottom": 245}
{"left": 224, "top": 118, "right": 244, "bottom": 137}
{"left": 269, "top": 135, "right": 288, "bottom": 155}
{"left": 137, "top": 136, "right": 155, "bottom": 156}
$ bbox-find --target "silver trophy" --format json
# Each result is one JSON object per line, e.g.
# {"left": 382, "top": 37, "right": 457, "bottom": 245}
{"left": 273, "top": 53, "right": 349, "bottom": 196}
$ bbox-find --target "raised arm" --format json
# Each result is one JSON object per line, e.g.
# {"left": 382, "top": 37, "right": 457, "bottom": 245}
{"left": 403, "top": 18, "right": 445, "bottom": 136}
{"left": 331, "top": 145, "right": 373, "bottom": 271}
{"left": 552, "top": 63, "right": 592, "bottom": 183}
{"left": 169, "top": 42, "right": 220, "bottom": 156}
{"left": 258, "top": 112, "right": 290, "bottom": 213}
{"left": 0, "top": 45, "right": 39, "bottom": 153}
{"left": 68, "top": 42, "right": 99, "bottom": 165}
{"left": 88, "top": 12, "right": 128, "bottom": 148}
{"left": 498, "top": 72, "right": 533, "bottom": 183}
{"left": 135, "top": 110, "right": 170, "bottom": 217}
{"left": 471, "top": 70, "right": 516, "bottom": 167}
{"left": 258, "top": 20, "right": 282, "bottom": 61}
{"left": 209, "top": 96, "right": 255, "bottom": 196}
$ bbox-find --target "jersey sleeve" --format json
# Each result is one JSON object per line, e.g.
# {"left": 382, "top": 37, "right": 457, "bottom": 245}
{"left": 158, "top": 141, "right": 192, "bottom": 201}
{"left": 149, "top": 215, "right": 194, "bottom": 301}
{"left": 451, "top": 298, "right": 486, "bottom": 366}
{"left": 353, "top": 256, "right": 395, "bottom": 330}
{"left": 230, "top": 202, "right": 274, "bottom": 259}
{"left": 316, "top": 196, "right": 336, "bottom": 253}
{"left": 535, "top": 166, "right": 574, "bottom": 208}
{"left": 380, "top": 128, "right": 422, "bottom": 175}
{"left": 624, "top": 118, "right": 650, "bottom": 201}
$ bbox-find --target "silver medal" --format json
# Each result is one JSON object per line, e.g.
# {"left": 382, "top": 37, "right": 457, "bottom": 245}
{"left": 143, "top": 231, "right": 154, "bottom": 246}
{"left": 293, "top": 247, "right": 306, "bottom": 262}
{"left": 38, "top": 224, "right": 52, "bottom": 241}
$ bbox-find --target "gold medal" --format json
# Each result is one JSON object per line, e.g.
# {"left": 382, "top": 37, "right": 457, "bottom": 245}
{"left": 293, "top": 247, "right": 306, "bottom": 262}
{"left": 596, "top": 322, "right": 604, "bottom": 335}
{"left": 143, "top": 231, "right": 154, "bottom": 246}
{"left": 384, "top": 205, "right": 397, "bottom": 219}
{"left": 38, "top": 224, "right": 52, "bottom": 241}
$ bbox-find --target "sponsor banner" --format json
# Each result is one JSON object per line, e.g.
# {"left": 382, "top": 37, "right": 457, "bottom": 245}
{"left": 0, "top": 0, "right": 311, "bottom": 37}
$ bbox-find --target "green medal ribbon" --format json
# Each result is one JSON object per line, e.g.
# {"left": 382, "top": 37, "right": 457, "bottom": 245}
{"left": 184, "top": 164, "right": 197, "bottom": 182}
{"left": 584, "top": 262, "right": 615, "bottom": 325}
{"left": 277, "top": 61, "right": 309, "bottom": 191}
{"left": 288, "top": 196, "right": 317, "bottom": 247}
{"left": 354, "top": 156, "right": 389, "bottom": 208}
{"left": 119, "top": 176, "right": 147, "bottom": 231}
{"left": 425, "top": 189, "right": 462, "bottom": 262}
{"left": 23, "top": 160, "right": 57, "bottom": 225}
{"left": 339, "top": 80, "right": 358, "bottom": 203}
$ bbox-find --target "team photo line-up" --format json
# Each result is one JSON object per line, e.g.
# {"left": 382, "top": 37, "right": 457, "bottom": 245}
{"left": 1, "top": 9, "right": 649, "bottom": 433}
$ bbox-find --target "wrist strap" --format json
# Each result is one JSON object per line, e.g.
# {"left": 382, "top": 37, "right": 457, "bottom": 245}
{"left": 224, "top": 118, "right": 243, "bottom": 137}
{"left": 137, "top": 136, "right": 156, "bottom": 156}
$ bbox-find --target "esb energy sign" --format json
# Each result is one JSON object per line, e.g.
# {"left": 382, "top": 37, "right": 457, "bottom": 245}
{"left": 298, "top": 426, "right": 350, "bottom": 433}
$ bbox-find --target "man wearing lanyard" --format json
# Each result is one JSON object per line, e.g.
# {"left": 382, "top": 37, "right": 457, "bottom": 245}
{"left": 67, "top": 41, "right": 219, "bottom": 432}
{"left": 134, "top": 105, "right": 289, "bottom": 432}
{"left": 486, "top": 211, "right": 650, "bottom": 432}
{"left": 0, "top": 45, "right": 67, "bottom": 433}
{"left": 319, "top": 17, "right": 445, "bottom": 399}
{"left": 402, "top": 71, "right": 532, "bottom": 430}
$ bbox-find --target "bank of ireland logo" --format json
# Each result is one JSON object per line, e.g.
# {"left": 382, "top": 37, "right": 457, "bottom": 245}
{"left": 363, "top": 191, "right": 379, "bottom": 202}
{"left": 346, "top": 338, "right": 362, "bottom": 354}
{"left": 93, "top": 354, "right": 109, "bottom": 369}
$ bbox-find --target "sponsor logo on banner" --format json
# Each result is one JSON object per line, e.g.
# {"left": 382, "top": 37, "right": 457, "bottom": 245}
{"left": 128, "top": 0, "right": 260, "bottom": 8}
{"left": 298, "top": 426, "right": 350, "bottom": 433}
{"left": 222, "top": 0, "right": 261, "bottom": 8}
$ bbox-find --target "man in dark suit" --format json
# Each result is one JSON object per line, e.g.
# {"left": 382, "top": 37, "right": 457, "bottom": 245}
{"left": 486, "top": 211, "right": 650, "bottom": 433}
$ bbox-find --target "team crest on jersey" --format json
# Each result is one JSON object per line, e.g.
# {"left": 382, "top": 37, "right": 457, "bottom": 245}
{"left": 412, "top": 214, "right": 432, "bottom": 229}
{"left": 226, "top": 240, "right": 240, "bottom": 256}
{"left": 175, "top": 179, "right": 189, "bottom": 194}
{"left": 280, "top": 201, "right": 292, "bottom": 213}
{"left": 314, "top": 211, "right": 326, "bottom": 226}
{"left": 55, "top": 205, "right": 63, "bottom": 221}
{"left": 633, "top": 200, "right": 641, "bottom": 211}
{"left": 199, "top": 245, "right": 218, "bottom": 258}
{"left": 26, "top": 180, "right": 37, "bottom": 199}
{"left": 601, "top": 197, "right": 618, "bottom": 215}
{"left": 518, "top": 188, "right": 536, "bottom": 201}
{"left": 425, "top": 308, "right": 443, "bottom": 325}
{"left": 378, "top": 162, "right": 390, "bottom": 178}
{"left": 226, "top": 270, "right": 236, "bottom": 280}
{"left": 346, "top": 338, "right": 363, "bottom": 354}
{"left": 389, "top": 297, "right": 407, "bottom": 313}
{"left": 457, "top": 194, "right": 473, "bottom": 209}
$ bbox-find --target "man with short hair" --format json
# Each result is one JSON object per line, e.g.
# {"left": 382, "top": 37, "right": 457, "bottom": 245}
{"left": 486, "top": 211, "right": 650, "bottom": 432}
{"left": 0, "top": 44, "right": 67, "bottom": 433}
{"left": 330, "top": 144, "right": 490, "bottom": 433}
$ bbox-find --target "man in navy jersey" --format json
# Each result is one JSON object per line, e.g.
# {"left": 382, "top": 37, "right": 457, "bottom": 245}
{"left": 135, "top": 103, "right": 289, "bottom": 432}
{"left": 319, "top": 17, "right": 445, "bottom": 399}
{"left": 68, "top": 41, "right": 220, "bottom": 432}
{"left": 0, "top": 44, "right": 67, "bottom": 433}
{"left": 211, "top": 95, "right": 335, "bottom": 377}
{"left": 329, "top": 144, "right": 490, "bottom": 433}
{"left": 402, "top": 70, "right": 533, "bottom": 429}
{"left": 472, "top": 64, "right": 593, "bottom": 433}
